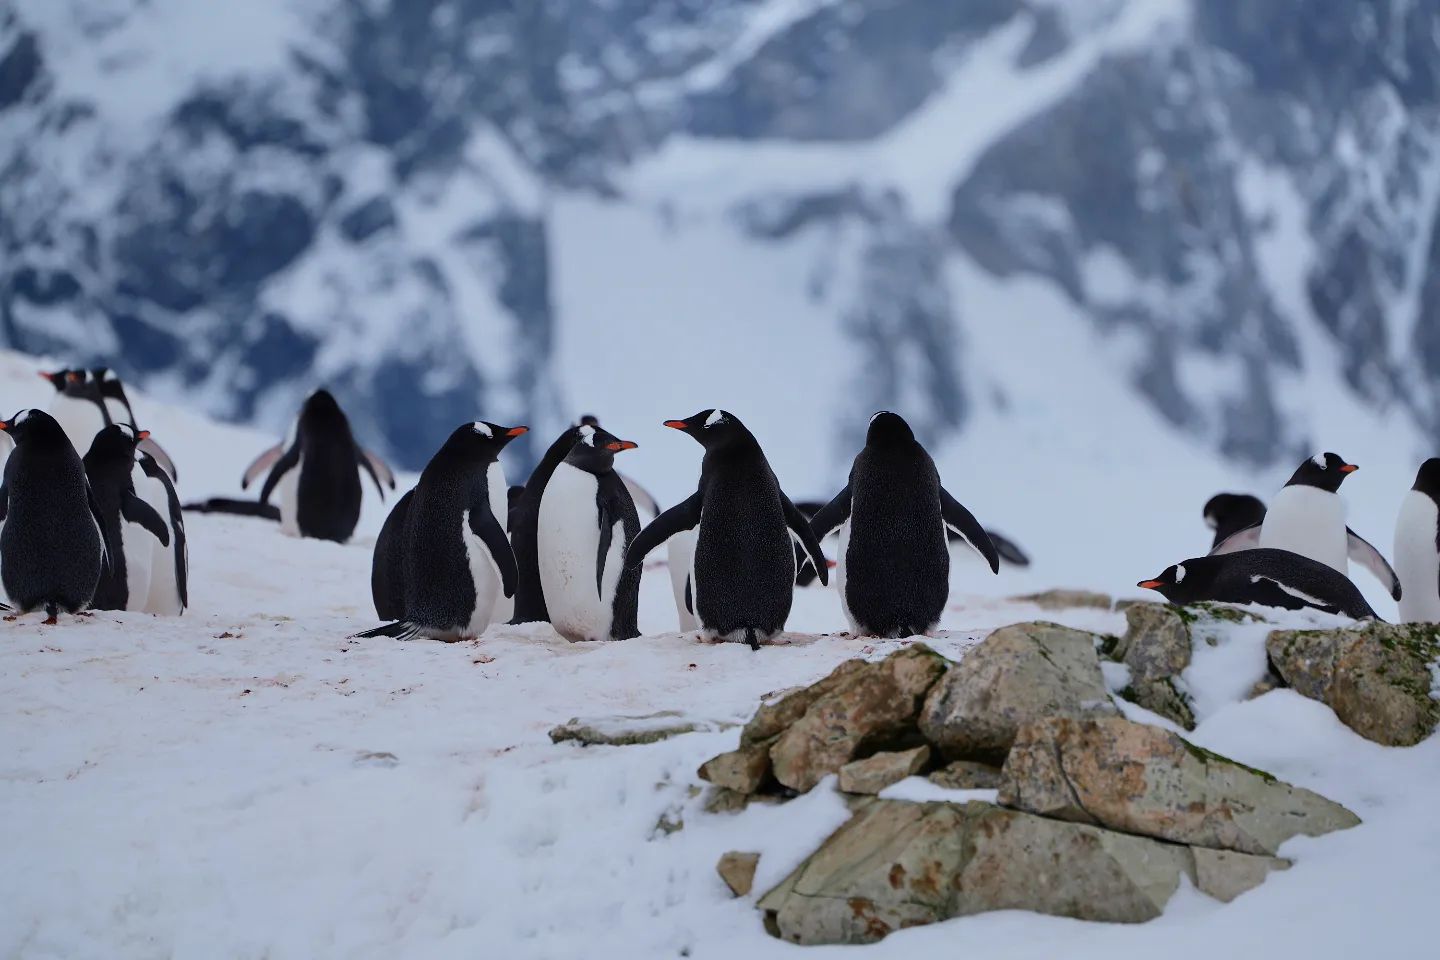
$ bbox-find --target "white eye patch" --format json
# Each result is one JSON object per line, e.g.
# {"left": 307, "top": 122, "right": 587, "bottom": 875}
{"left": 1174, "top": 564, "right": 1186, "bottom": 583}
{"left": 1312, "top": 454, "right": 1327, "bottom": 469}
{"left": 14, "top": 410, "right": 32, "bottom": 426}
{"left": 579, "top": 425, "right": 596, "bottom": 446}
{"left": 704, "top": 409, "right": 724, "bottom": 428}
{"left": 472, "top": 422, "right": 493, "bottom": 438}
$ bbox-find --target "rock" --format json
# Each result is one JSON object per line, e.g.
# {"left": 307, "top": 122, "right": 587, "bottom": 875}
{"left": 548, "top": 711, "right": 729, "bottom": 747}
{"left": 998, "top": 716, "right": 1360, "bottom": 855}
{"left": 1248, "top": 668, "right": 1285, "bottom": 700}
{"left": 927, "top": 760, "right": 1003, "bottom": 790}
{"left": 1013, "top": 589, "right": 1113, "bottom": 610}
{"left": 1191, "top": 848, "right": 1291, "bottom": 903}
{"left": 703, "top": 787, "right": 753, "bottom": 815}
{"left": 741, "top": 661, "right": 870, "bottom": 745}
{"left": 718, "top": 851, "right": 762, "bottom": 897}
{"left": 698, "top": 739, "right": 773, "bottom": 794}
{"left": 769, "top": 646, "right": 948, "bottom": 793}
{"left": 758, "top": 799, "right": 1198, "bottom": 945}
{"left": 1267, "top": 623, "right": 1440, "bottom": 746}
{"left": 919, "top": 623, "right": 1117, "bottom": 761}
{"left": 1113, "top": 603, "right": 1192, "bottom": 680}
{"left": 1120, "top": 677, "right": 1196, "bottom": 730}
{"left": 838, "top": 746, "right": 931, "bottom": 795}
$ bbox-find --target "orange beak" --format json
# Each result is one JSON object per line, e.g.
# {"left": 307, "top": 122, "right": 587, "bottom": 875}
{"left": 663, "top": 420, "right": 687, "bottom": 430}
{"left": 137, "top": 430, "right": 151, "bottom": 440}
{"left": 606, "top": 440, "right": 638, "bottom": 451}
{"left": 0, "top": 422, "right": 8, "bottom": 431}
{"left": 1340, "top": 463, "right": 1359, "bottom": 474}
{"left": 1137, "top": 579, "right": 1165, "bottom": 590}
{"left": 38, "top": 371, "right": 57, "bottom": 383}
{"left": 506, "top": 426, "right": 529, "bottom": 437}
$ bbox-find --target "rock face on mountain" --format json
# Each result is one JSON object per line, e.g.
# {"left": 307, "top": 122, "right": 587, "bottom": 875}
{"left": 6, "top": 2, "right": 1440, "bottom": 467}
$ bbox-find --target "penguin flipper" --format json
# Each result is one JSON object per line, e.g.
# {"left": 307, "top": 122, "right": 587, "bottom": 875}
{"left": 0, "top": 481, "right": 7, "bottom": 522}
{"left": 182, "top": 497, "right": 282, "bottom": 521}
{"left": 241, "top": 443, "right": 286, "bottom": 490}
{"left": 84, "top": 481, "right": 114, "bottom": 574}
{"left": 1209, "top": 524, "right": 1262, "bottom": 556}
{"left": 357, "top": 446, "right": 396, "bottom": 499}
{"left": 782, "top": 493, "right": 829, "bottom": 586}
{"left": 468, "top": 495, "right": 518, "bottom": 599}
{"left": 808, "top": 484, "right": 852, "bottom": 540}
{"left": 121, "top": 493, "right": 170, "bottom": 547}
{"left": 350, "top": 621, "right": 423, "bottom": 641}
{"left": 986, "top": 530, "right": 1030, "bottom": 568}
{"left": 940, "top": 488, "right": 1000, "bottom": 574}
{"left": 1346, "top": 527, "right": 1403, "bottom": 601}
{"left": 257, "top": 444, "right": 301, "bottom": 505}
{"left": 1245, "top": 574, "right": 1341, "bottom": 616}
{"left": 137, "top": 436, "right": 179, "bottom": 482}
{"left": 626, "top": 493, "right": 702, "bottom": 569}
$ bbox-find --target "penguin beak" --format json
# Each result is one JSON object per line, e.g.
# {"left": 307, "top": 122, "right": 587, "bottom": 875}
{"left": 663, "top": 420, "right": 688, "bottom": 431}
{"left": 38, "top": 372, "right": 56, "bottom": 383}
{"left": 606, "top": 440, "right": 638, "bottom": 451}
{"left": 137, "top": 430, "right": 151, "bottom": 440}
{"left": 506, "top": 426, "right": 529, "bottom": 437}
{"left": 0, "top": 421, "right": 8, "bottom": 431}
{"left": 1339, "top": 463, "right": 1359, "bottom": 474}
{"left": 1137, "top": 579, "right": 1165, "bottom": 590}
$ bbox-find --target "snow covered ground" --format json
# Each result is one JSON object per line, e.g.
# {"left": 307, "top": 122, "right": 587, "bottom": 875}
{"left": 1, "top": 349, "right": 1437, "bottom": 959}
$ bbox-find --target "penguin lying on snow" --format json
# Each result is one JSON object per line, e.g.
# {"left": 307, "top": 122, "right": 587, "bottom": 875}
{"left": 186, "top": 389, "right": 394, "bottom": 543}
{"left": 810, "top": 412, "right": 998, "bottom": 638}
{"left": 359, "top": 421, "right": 526, "bottom": 642}
{"left": 1139, "top": 549, "right": 1379, "bottom": 621}
{"left": 83, "top": 424, "right": 171, "bottom": 612}
{"left": 1394, "top": 459, "right": 1440, "bottom": 624}
{"left": 1208, "top": 454, "right": 1401, "bottom": 601}
{"left": 622, "top": 410, "right": 827, "bottom": 650}
{"left": 0, "top": 410, "right": 110, "bottom": 623}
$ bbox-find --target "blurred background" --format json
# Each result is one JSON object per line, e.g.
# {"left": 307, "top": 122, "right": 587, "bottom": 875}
{"left": 1, "top": 0, "right": 1437, "bottom": 599}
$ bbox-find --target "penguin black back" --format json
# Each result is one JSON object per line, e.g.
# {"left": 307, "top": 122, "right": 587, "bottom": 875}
{"left": 83, "top": 425, "right": 169, "bottom": 611}
{"left": 1139, "top": 549, "right": 1378, "bottom": 620}
{"left": 371, "top": 487, "right": 414, "bottom": 620}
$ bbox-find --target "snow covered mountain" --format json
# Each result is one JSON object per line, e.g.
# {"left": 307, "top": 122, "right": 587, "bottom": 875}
{"left": 2, "top": 0, "right": 1438, "bottom": 479}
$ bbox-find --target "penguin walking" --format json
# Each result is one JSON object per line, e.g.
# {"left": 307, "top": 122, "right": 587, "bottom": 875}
{"left": 536, "top": 424, "right": 643, "bottom": 642}
{"left": 0, "top": 410, "right": 108, "bottom": 623}
{"left": 1138, "top": 549, "right": 1379, "bottom": 620}
{"left": 357, "top": 421, "right": 525, "bottom": 641}
{"left": 1209, "top": 453, "right": 1401, "bottom": 600}
{"left": 622, "top": 410, "right": 828, "bottom": 649}
{"left": 187, "top": 389, "right": 394, "bottom": 543}
{"left": 83, "top": 424, "right": 171, "bottom": 612}
{"left": 1394, "top": 459, "right": 1440, "bottom": 624}
{"left": 809, "top": 412, "right": 999, "bottom": 638}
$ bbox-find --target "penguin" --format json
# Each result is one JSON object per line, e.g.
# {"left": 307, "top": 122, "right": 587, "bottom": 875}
{"left": 536, "top": 424, "right": 643, "bottom": 642}
{"left": 1138, "top": 549, "right": 1379, "bottom": 621}
{"left": 0, "top": 410, "right": 108, "bottom": 623}
{"left": 1202, "top": 493, "right": 1267, "bottom": 549}
{"left": 509, "top": 423, "right": 595, "bottom": 624}
{"left": 89, "top": 368, "right": 179, "bottom": 481}
{"left": 667, "top": 530, "right": 700, "bottom": 631}
{"left": 370, "top": 488, "right": 413, "bottom": 621}
{"left": 985, "top": 531, "right": 1031, "bottom": 568}
{"left": 1394, "top": 458, "right": 1440, "bottom": 624}
{"left": 82, "top": 424, "right": 170, "bottom": 612}
{"left": 188, "top": 389, "right": 394, "bottom": 543}
{"left": 622, "top": 410, "right": 827, "bottom": 649}
{"left": 578, "top": 415, "right": 660, "bottom": 524}
{"left": 42, "top": 369, "right": 108, "bottom": 455}
{"left": 809, "top": 411, "right": 999, "bottom": 638}
{"left": 134, "top": 447, "right": 188, "bottom": 615}
{"left": 1209, "top": 453, "right": 1401, "bottom": 600}
{"left": 355, "top": 421, "right": 525, "bottom": 642}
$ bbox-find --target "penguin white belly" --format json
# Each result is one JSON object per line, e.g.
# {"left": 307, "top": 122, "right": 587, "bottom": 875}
{"left": 277, "top": 458, "right": 302, "bottom": 537}
{"left": 134, "top": 467, "right": 183, "bottom": 615}
{"left": 48, "top": 398, "right": 104, "bottom": 456}
{"left": 116, "top": 518, "right": 153, "bottom": 611}
{"left": 488, "top": 468, "right": 513, "bottom": 625}
{"left": 461, "top": 511, "right": 502, "bottom": 638}
{"left": 1260, "top": 487, "right": 1348, "bottom": 573}
{"left": 537, "top": 463, "right": 619, "bottom": 642}
{"left": 668, "top": 529, "right": 699, "bottom": 631}
{"left": 1395, "top": 491, "right": 1440, "bottom": 623}
{"left": 835, "top": 520, "right": 859, "bottom": 634}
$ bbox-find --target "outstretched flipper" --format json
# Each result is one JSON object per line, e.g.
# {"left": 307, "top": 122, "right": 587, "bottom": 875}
{"left": 468, "top": 491, "right": 517, "bottom": 599}
{"left": 625, "top": 493, "right": 702, "bottom": 570}
{"left": 808, "top": 484, "right": 852, "bottom": 540}
{"left": 986, "top": 530, "right": 1030, "bottom": 568}
{"left": 137, "top": 436, "right": 179, "bottom": 482}
{"left": 257, "top": 444, "right": 301, "bottom": 505}
{"left": 357, "top": 446, "right": 396, "bottom": 499}
{"left": 940, "top": 488, "right": 999, "bottom": 573}
{"left": 241, "top": 443, "right": 287, "bottom": 490}
{"left": 782, "top": 493, "right": 828, "bottom": 586}
{"left": 1209, "top": 524, "right": 1262, "bottom": 556}
{"left": 1347, "top": 527, "right": 1402, "bottom": 601}
{"left": 121, "top": 493, "right": 170, "bottom": 547}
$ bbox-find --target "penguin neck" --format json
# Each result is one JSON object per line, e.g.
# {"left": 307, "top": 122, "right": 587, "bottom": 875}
{"left": 564, "top": 445, "right": 615, "bottom": 476}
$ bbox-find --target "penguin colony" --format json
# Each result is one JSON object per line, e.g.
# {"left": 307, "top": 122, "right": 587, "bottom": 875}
{"left": 6, "top": 366, "right": 1440, "bottom": 637}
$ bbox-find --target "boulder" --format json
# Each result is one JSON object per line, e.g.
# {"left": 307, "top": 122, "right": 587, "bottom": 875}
{"left": 741, "top": 661, "right": 870, "bottom": 745}
{"left": 698, "top": 739, "right": 773, "bottom": 794}
{"left": 919, "top": 623, "right": 1116, "bottom": 761}
{"left": 1191, "top": 848, "right": 1291, "bottom": 903}
{"left": 1120, "top": 677, "right": 1196, "bottom": 730}
{"left": 1267, "top": 624, "right": 1440, "bottom": 747}
{"left": 1013, "top": 589, "right": 1113, "bottom": 610}
{"left": 928, "top": 760, "right": 1003, "bottom": 790}
{"left": 718, "top": 851, "right": 762, "bottom": 897}
{"left": 548, "top": 711, "right": 729, "bottom": 747}
{"left": 1114, "top": 603, "right": 1192, "bottom": 680}
{"left": 998, "top": 716, "right": 1360, "bottom": 855}
{"left": 838, "top": 746, "right": 931, "bottom": 795}
{"left": 768, "top": 645, "right": 948, "bottom": 793}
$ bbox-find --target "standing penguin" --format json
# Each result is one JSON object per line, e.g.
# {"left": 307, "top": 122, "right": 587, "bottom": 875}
{"left": 1210, "top": 453, "right": 1401, "bottom": 600}
{"left": 509, "top": 422, "right": 593, "bottom": 624}
{"left": 536, "top": 424, "right": 643, "bottom": 642}
{"left": 1138, "top": 549, "right": 1378, "bottom": 620}
{"left": 134, "top": 447, "right": 188, "bottom": 615}
{"left": 0, "top": 410, "right": 108, "bottom": 623}
{"left": 357, "top": 421, "right": 526, "bottom": 641}
{"left": 622, "top": 410, "right": 828, "bottom": 649}
{"left": 188, "top": 389, "right": 394, "bottom": 543}
{"left": 42, "top": 369, "right": 107, "bottom": 454}
{"left": 89, "top": 368, "right": 179, "bottom": 481}
{"left": 667, "top": 530, "right": 700, "bottom": 631}
{"left": 1394, "top": 459, "right": 1440, "bottom": 624}
{"left": 82, "top": 424, "right": 170, "bottom": 612}
{"left": 809, "top": 412, "right": 999, "bottom": 638}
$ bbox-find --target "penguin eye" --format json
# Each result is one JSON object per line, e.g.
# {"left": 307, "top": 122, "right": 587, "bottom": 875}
{"left": 471, "top": 422, "right": 493, "bottom": 438}
{"left": 704, "top": 410, "right": 724, "bottom": 429}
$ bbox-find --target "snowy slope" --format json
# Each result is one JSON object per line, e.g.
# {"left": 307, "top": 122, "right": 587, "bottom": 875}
{"left": 2, "top": 353, "right": 1439, "bottom": 959}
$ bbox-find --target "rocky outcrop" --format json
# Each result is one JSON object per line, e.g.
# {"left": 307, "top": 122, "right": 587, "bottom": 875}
{"left": 1013, "top": 589, "right": 1113, "bottom": 610}
{"left": 548, "top": 712, "right": 730, "bottom": 747}
{"left": 998, "top": 716, "right": 1359, "bottom": 855}
{"left": 838, "top": 746, "right": 930, "bottom": 795}
{"left": 1114, "top": 603, "right": 1192, "bottom": 680}
{"left": 698, "top": 740, "right": 774, "bottom": 794}
{"left": 1267, "top": 623, "right": 1440, "bottom": 746}
{"left": 927, "top": 760, "right": 1002, "bottom": 790}
{"left": 919, "top": 622, "right": 1116, "bottom": 761}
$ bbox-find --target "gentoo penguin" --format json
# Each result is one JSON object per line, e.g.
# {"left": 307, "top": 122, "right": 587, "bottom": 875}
{"left": 1138, "top": 549, "right": 1378, "bottom": 621}
{"left": 82, "top": 424, "right": 170, "bottom": 612}
{"left": 1394, "top": 458, "right": 1440, "bottom": 624}
{"left": 134, "top": 446, "right": 188, "bottom": 615}
{"left": 578, "top": 414, "right": 661, "bottom": 524}
{"left": 0, "top": 410, "right": 108, "bottom": 623}
{"left": 537, "top": 424, "right": 643, "bottom": 642}
{"left": 356, "top": 421, "right": 526, "bottom": 642}
{"left": 809, "top": 412, "right": 999, "bottom": 638}
{"left": 1210, "top": 453, "right": 1401, "bottom": 600}
{"left": 622, "top": 410, "right": 827, "bottom": 649}
{"left": 370, "top": 488, "right": 413, "bottom": 621}
{"left": 89, "top": 368, "right": 179, "bottom": 481}
{"left": 189, "top": 389, "right": 394, "bottom": 543}
{"left": 42, "top": 369, "right": 107, "bottom": 455}
{"left": 668, "top": 530, "right": 700, "bottom": 630}
{"left": 509, "top": 423, "right": 593, "bottom": 624}
{"left": 1202, "top": 493, "right": 1267, "bottom": 549}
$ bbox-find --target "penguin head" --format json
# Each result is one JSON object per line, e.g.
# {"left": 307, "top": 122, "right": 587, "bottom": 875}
{"left": 0, "top": 409, "right": 69, "bottom": 447}
{"left": 577, "top": 414, "right": 600, "bottom": 427}
{"left": 663, "top": 409, "right": 748, "bottom": 449}
{"left": 85, "top": 423, "right": 148, "bottom": 464}
{"left": 38, "top": 369, "right": 74, "bottom": 391}
{"left": 1412, "top": 458, "right": 1440, "bottom": 503}
{"left": 449, "top": 420, "right": 528, "bottom": 461}
{"left": 865, "top": 411, "right": 916, "bottom": 446}
{"left": 1202, "top": 493, "right": 1266, "bottom": 532}
{"left": 1137, "top": 559, "right": 1212, "bottom": 603}
{"left": 566, "top": 423, "right": 638, "bottom": 473}
{"left": 1286, "top": 452, "right": 1358, "bottom": 492}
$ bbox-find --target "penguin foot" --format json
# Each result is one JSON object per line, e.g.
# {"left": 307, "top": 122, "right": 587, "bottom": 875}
{"left": 2, "top": 615, "right": 16, "bottom": 622}
{"left": 76, "top": 611, "right": 95, "bottom": 618}
{"left": 41, "top": 615, "right": 58, "bottom": 626}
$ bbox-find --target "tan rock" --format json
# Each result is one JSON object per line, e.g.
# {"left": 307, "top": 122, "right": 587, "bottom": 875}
{"left": 718, "top": 851, "right": 761, "bottom": 897}
{"left": 927, "top": 760, "right": 1003, "bottom": 790}
{"left": 838, "top": 746, "right": 931, "bottom": 795}
{"left": 1114, "top": 603, "right": 1192, "bottom": 680}
{"left": 1192, "top": 848, "right": 1291, "bottom": 903}
{"left": 698, "top": 739, "right": 773, "bottom": 794}
{"left": 548, "top": 711, "right": 730, "bottom": 746}
{"left": 742, "top": 660, "right": 870, "bottom": 745}
{"left": 1013, "top": 589, "right": 1113, "bottom": 610}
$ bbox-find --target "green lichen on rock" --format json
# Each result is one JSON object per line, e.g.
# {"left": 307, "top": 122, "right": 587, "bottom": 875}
{"left": 1179, "top": 737, "right": 1277, "bottom": 784}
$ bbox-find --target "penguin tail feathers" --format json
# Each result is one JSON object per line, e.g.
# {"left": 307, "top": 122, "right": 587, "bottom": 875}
{"left": 349, "top": 620, "right": 423, "bottom": 641}
{"left": 183, "top": 498, "right": 282, "bottom": 521}
{"left": 745, "top": 628, "right": 760, "bottom": 652}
